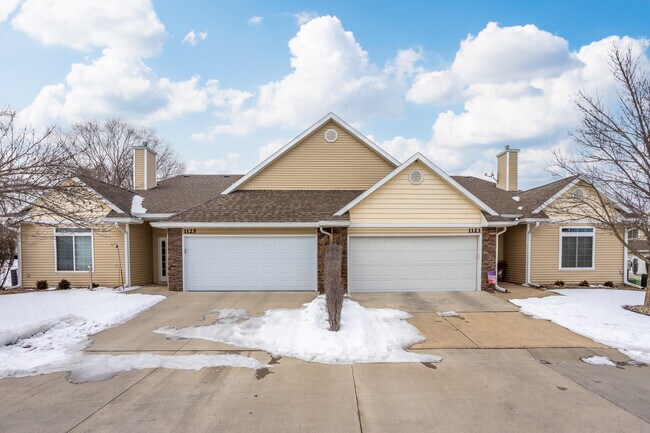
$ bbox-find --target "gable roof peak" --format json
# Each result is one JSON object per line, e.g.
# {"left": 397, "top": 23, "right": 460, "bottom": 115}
{"left": 334, "top": 152, "right": 498, "bottom": 216}
{"left": 221, "top": 113, "right": 399, "bottom": 194}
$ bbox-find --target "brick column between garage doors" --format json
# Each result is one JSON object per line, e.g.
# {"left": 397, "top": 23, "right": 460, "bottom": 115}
{"left": 481, "top": 228, "right": 497, "bottom": 292}
{"left": 318, "top": 227, "right": 348, "bottom": 294}
{"left": 167, "top": 228, "right": 183, "bottom": 292}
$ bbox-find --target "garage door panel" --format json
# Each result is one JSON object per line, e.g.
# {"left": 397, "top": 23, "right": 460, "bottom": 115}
{"left": 349, "top": 236, "right": 478, "bottom": 292}
{"left": 185, "top": 236, "right": 317, "bottom": 291}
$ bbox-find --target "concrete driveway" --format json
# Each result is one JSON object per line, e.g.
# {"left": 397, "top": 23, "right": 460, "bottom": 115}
{"left": 0, "top": 286, "right": 648, "bottom": 433}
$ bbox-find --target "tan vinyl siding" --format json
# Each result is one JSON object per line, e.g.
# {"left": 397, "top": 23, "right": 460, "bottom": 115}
{"left": 134, "top": 148, "right": 145, "bottom": 190}
{"left": 152, "top": 228, "right": 167, "bottom": 284}
{"left": 349, "top": 161, "right": 483, "bottom": 225}
{"left": 146, "top": 151, "right": 157, "bottom": 189}
{"left": 129, "top": 222, "right": 153, "bottom": 286}
{"left": 508, "top": 152, "right": 518, "bottom": 191}
{"left": 531, "top": 224, "right": 624, "bottom": 284}
{"left": 241, "top": 121, "right": 395, "bottom": 190}
{"left": 502, "top": 224, "right": 526, "bottom": 284}
{"left": 348, "top": 227, "right": 472, "bottom": 235}
{"left": 545, "top": 182, "right": 617, "bottom": 222}
{"left": 21, "top": 223, "right": 126, "bottom": 288}
{"left": 497, "top": 153, "right": 507, "bottom": 190}
{"left": 180, "top": 228, "right": 316, "bottom": 236}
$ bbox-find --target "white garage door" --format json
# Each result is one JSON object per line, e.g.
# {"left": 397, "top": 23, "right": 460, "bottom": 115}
{"left": 184, "top": 236, "right": 317, "bottom": 291}
{"left": 349, "top": 236, "right": 479, "bottom": 292}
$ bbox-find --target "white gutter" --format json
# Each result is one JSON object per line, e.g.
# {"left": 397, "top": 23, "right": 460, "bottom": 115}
{"left": 486, "top": 221, "right": 519, "bottom": 228}
{"left": 525, "top": 222, "right": 541, "bottom": 287}
{"left": 132, "top": 213, "right": 175, "bottom": 220}
{"left": 114, "top": 223, "right": 131, "bottom": 288}
{"left": 494, "top": 227, "right": 508, "bottom": 293}
{"left": 151, "top": 221, "right": 323, "bottom": 229}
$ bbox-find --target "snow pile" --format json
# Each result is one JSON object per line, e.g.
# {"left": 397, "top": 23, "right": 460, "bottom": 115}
{"left": 580, "top": 356, "right": 616, "bottom": 367}
{"left": 0, "top": 290, "right": 267, "bottom": 381}
{"left": 437, "top": 311, "right": 461, "bottom": 317}
{"left": 511, "top": 289, "right": 650, "bottom": 363}
{"left": 157, "top": 296, "right": 442, "bottom": 365}
{"left": 130, "top": 195, "right": 147, "bottom": 214}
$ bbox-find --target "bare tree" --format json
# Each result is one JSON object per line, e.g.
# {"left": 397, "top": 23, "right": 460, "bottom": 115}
{"left": 553, "top": 45, "right": 650, "bottom": 308}
{"left": 61, "top": 119, "right": 185, "bottom": 189}
{"left": 0, "top": 108, "right": 104, "bottom": 229}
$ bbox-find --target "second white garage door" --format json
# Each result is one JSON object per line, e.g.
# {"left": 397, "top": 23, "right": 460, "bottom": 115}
{"left": 348, "top": 236, "right": 479, "bottom": 292}
{"left": 184, "top": 236, "right": 317, "bottom": 291}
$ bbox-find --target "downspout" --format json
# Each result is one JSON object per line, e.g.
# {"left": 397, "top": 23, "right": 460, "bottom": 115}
{"left": 114, "top": 223, "right": 131, "bottom": 288}
{"left": 16, "top": 225, "right": 22, "bottom": 288}
{"left": 319, "top": 226, "right": 333, "bottom": 244}
{"left": 494, "top": 227, "right": 507, "bottom": 293}
{"left": 525, "top": 222, "right": 541, "bottom": 287}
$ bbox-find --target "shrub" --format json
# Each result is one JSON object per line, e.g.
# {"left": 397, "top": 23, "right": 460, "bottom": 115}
{"left": 603, "top": 281, "right": 614, "bottom": 287}
{"left": 554, "top": 280, "right": 565, "bottom": 286}
{"left": 57, "top": 279, "right": 71, "bottom": 290}
{"left": 578, "top": 280, "right": 589, "bottom": 287}
{"left": 35, "top": 280, "right": 48, "bottom": 290}
{"left": 92, "top": 283, "right": 99, "bottom": 288}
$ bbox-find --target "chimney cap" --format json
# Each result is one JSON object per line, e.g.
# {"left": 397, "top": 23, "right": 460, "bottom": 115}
{"left": 496, "top": 146, "right": 520, "bottom": 157}
{"left": 132, "top": 143, "right": 158, "bottom": 155}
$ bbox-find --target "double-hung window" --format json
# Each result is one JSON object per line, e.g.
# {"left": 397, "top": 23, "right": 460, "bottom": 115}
{"left": 560, "top": 227, "right": 594, "bottom": 269}
{"left": 55, "top": 228, "right": 93, "bottom": 271}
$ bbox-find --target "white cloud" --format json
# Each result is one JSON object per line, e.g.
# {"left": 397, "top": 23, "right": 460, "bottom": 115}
{"left": 258, "top": 138, "right": 287, "bottom": 161}
{"left": 294, "top": 11, "right": 317, "bottom": 26}
{"left": 402, "top": 22, "right": 650, "bottom": 158}
{"left": 0, "top": 0, "right": 21, "bottom": 21}
{"left": 197, "top": 16, "right": 421, "bottom": 141}
{"left": 187, "top": 153, "right": 240, "bottom": 174}
{"left": 182, "top": 30, "right": 208, "bottom": 46}
{"left": 375, "top": 136, "right": 425, "bottom": 162}
{"left": 11, "top": 0, "right": 164, "bottom": 56}
{"left": 248, "top": 16, "right": 263, "bottom": 25}
{"left": 14, "top": 0, "right": 226, "bottom": 126}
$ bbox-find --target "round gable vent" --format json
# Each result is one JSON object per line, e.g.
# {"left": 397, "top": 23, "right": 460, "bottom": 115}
{"left": 572, "top": 187, "right": 585, "bottom": 199}
{"left": 324, "top": 128, "right": 338, "bottom": 143}
{"left": 408, "top": 169, "right": 424, "bottom": 185}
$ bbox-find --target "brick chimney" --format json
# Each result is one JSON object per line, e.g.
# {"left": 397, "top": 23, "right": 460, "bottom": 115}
{"left": 132, "top": 142, "right": 157, "bottom": 190}
{"left": 496, "top": 145, "right": 519, "bottom": 191}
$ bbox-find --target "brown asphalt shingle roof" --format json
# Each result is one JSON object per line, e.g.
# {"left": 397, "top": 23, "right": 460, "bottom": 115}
{"left": 77, "top": 175, "right": 136, "bottom": 216}
{"left": 517, "top": 176, "right": 577, "bottom": 218}
{"left": 167, "top": 190, "right": 362, "bottom": 223}
{"left": 452, "top": 176, "right": 521, "bottom": 215}
{"left": 138, "top": 174, "right": 242, "bottom": 214}
{"left": 630, "top": 239, "right": 650, "bottom": 252}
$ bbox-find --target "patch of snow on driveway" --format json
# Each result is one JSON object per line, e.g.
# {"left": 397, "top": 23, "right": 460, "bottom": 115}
{"left": 580, "top": 355, "right": 616, "bottom": 366}
{"left": 511, "top": 289, "right": 649, "bottom": 363}
{"left": 0, "top": 290, "right": 267, "bottom": 381}
{"left": 157, "top": 295, "right": 442, "bottom": 365}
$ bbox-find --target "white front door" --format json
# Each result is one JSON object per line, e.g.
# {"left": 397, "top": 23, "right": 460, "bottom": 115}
{"left": 158, "top": 237, "right": 168, "bottom": 283}
{"left": 348, "top": 236, "right": 479, "bottom": 292}
{"left": 183, "top": 235, "right": 317, "bottom": 292}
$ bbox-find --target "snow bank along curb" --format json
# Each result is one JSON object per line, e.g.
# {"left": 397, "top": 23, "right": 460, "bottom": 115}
{"left": 511, "top": 289, "right": 650, "bottom": 363}
{"left": 157, "top": 296, "right": 442, "bottom": 365}
{"left": 0, "top": 290, "right": 268, "bottom": 382}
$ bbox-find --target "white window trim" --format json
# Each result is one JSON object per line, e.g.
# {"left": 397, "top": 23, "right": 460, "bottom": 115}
{"left": 558, "top": 226, "right": 596, "bottom": 271}
{"left": 53, "top": 228, "right": 95, "bottom": 272}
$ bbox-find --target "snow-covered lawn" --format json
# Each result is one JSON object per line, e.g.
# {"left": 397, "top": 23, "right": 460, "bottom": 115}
{"left": 157, "top": 295, "right": 442, "bottom": 365}
{"left": 511, "top": 289, "right": 650, "bottom": 363}
{"left": 0, "top": 290, "right": 268, "bottom": 382}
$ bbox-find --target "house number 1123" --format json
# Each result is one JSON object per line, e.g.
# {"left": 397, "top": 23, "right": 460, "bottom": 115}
{"left": 468, "top": 228, "right": 481, "bottom": 233}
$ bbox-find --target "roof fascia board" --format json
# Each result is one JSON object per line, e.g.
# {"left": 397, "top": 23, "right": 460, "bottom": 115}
{"left": 150, "top": 221, "right": 322, "bottom": 229}
{"left": 334, "top": 153, "right": 499, "bottom": 217}
{"left": 221, "top": 113, "right": 399, "bottom": 195}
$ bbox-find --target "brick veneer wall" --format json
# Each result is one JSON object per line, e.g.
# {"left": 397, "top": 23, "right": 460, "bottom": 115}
{"left": 317, "top": 227, "right": 348, "bottom": 293}
{"left": 167, "top": 228, "right": 183, "bottom": 291}
{"left": 481, "top": 228, "right": 497, "bottom": 292}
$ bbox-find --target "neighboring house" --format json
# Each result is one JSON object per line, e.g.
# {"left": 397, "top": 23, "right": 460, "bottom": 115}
{"left": 628, "top": 231, "right": 649, "bottom": 276}
{"left": 17, "top": 113, "right": 632, "bottom": 292}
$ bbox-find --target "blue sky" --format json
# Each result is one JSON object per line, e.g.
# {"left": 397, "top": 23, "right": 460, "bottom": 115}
{"left": 1, "top": 0, "right": 649, "bottom": 188}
